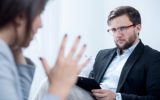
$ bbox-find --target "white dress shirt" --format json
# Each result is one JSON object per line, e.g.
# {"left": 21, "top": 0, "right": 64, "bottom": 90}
{"left": 100, "top": 41, "right": 139, "bottom": 100}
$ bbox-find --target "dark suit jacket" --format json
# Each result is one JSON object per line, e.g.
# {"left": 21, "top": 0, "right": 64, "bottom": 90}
{"left": 89, "top": 41, "right": 160, "bottom": 100}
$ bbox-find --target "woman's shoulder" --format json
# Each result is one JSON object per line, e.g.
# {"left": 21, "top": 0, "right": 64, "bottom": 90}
{"left": 0, "top": 39, "right": 13, "bottom": 60}
{"left": 0, "top": 39, "right": 17, "bottom": 73}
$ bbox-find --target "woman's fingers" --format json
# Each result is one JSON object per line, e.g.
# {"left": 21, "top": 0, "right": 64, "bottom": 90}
{"left": 40, "top": 57, "right": 49, "bottom": 75}
{"left": 79, "top": 58, "right": 91, "bottom": 71}
{"left": 67, "top": 36, "right": 81, "bottom": 59}
{"left": 75, "top": 44, "right": 86, "bottom": 62}
{"left": 58, "top": 34, "right": 68, "bottom": 59}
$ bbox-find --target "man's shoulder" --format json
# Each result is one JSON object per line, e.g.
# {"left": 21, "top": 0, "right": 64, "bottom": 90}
{"left": 95, "top": 48, "right": 116, "bottom": 60}
{"left": 142, "top": 45, "right": 160, "bottom": 60}
{"left": 144, "top": 45, "right": 160, "bottom": 55}
{"left": 98, "top": 48, "right": 116, "bottom": 55}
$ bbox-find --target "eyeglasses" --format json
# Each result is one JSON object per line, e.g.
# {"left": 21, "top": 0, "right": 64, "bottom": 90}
{"left": 107, "top": 24, "right": 135, "bottom": 33}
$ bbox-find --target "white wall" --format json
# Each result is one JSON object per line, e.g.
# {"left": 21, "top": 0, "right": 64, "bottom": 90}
{"left": 27, "top": 0, "right": 160, "bottom": 99}
{"left": 104, "top": 0, "right": 160, "bottom": 50}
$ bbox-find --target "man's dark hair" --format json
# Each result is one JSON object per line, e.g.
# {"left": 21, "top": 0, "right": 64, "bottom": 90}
{"left": 107, "top": 6, "right": 141, "bottom": 26}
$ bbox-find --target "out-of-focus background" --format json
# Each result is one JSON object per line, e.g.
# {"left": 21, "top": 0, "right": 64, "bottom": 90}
{"left": 25, "top": 0, "right": 160, "bottom": 99}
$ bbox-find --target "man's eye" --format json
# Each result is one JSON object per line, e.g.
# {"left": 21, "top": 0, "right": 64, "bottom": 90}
{"left": 112, "top": 28, "right": 116, "bottom": 32}
{"left": 119, "top": 27, "right": 127, "bottom": 31}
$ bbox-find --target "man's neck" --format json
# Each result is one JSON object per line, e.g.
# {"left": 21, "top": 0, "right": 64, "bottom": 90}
{"left": 119, "top": 39, "right": 140, "bottom": 55}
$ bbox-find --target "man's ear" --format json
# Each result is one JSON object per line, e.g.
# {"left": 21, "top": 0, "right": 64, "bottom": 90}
{"left": 135, "top": 24, "right": 141, "bottom": 34}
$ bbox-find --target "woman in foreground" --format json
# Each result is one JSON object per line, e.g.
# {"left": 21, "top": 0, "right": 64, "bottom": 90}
{"left": 0, "top": 0, "right": 90, "bottom": 100}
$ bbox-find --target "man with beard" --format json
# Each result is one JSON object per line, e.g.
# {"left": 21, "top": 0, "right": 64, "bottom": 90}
{"left": 69, "top": 6, "right": 160, "bottom": 100}
{"left": 88, "top": 6, "right": 160, "bottom": 100}
{"left": 32, "top": 6, "right": 160, "bottom": 100}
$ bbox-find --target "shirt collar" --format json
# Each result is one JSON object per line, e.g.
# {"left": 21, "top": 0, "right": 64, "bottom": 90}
{"left": 116, "top": 40, "right": 140, "bottom": 56}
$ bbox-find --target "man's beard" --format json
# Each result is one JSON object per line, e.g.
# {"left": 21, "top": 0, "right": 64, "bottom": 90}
{"left": 115, "top": 34, "right": 137, "bottom": 51}
{"left": 116, "top": 41, "right": 134, "bottom": 51}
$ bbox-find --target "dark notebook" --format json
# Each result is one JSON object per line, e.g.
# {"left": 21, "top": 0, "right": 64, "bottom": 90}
{"left": 76, "top": 76, "right": 101, "bottom": 92}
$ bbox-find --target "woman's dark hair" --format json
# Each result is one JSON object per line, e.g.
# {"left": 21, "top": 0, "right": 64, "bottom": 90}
{"left": 0, "top": 0, "right": 48, "bottom": 37}
{"left": 107, "top": 6, "right": 141, "bottom": 26}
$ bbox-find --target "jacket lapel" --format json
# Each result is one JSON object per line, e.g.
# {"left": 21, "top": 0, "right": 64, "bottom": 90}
{"left": 97, "top": 49, "right": 117, "bottom": 83}
{"left": 116, "top": 41, "right": 145, "bottom": 92}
